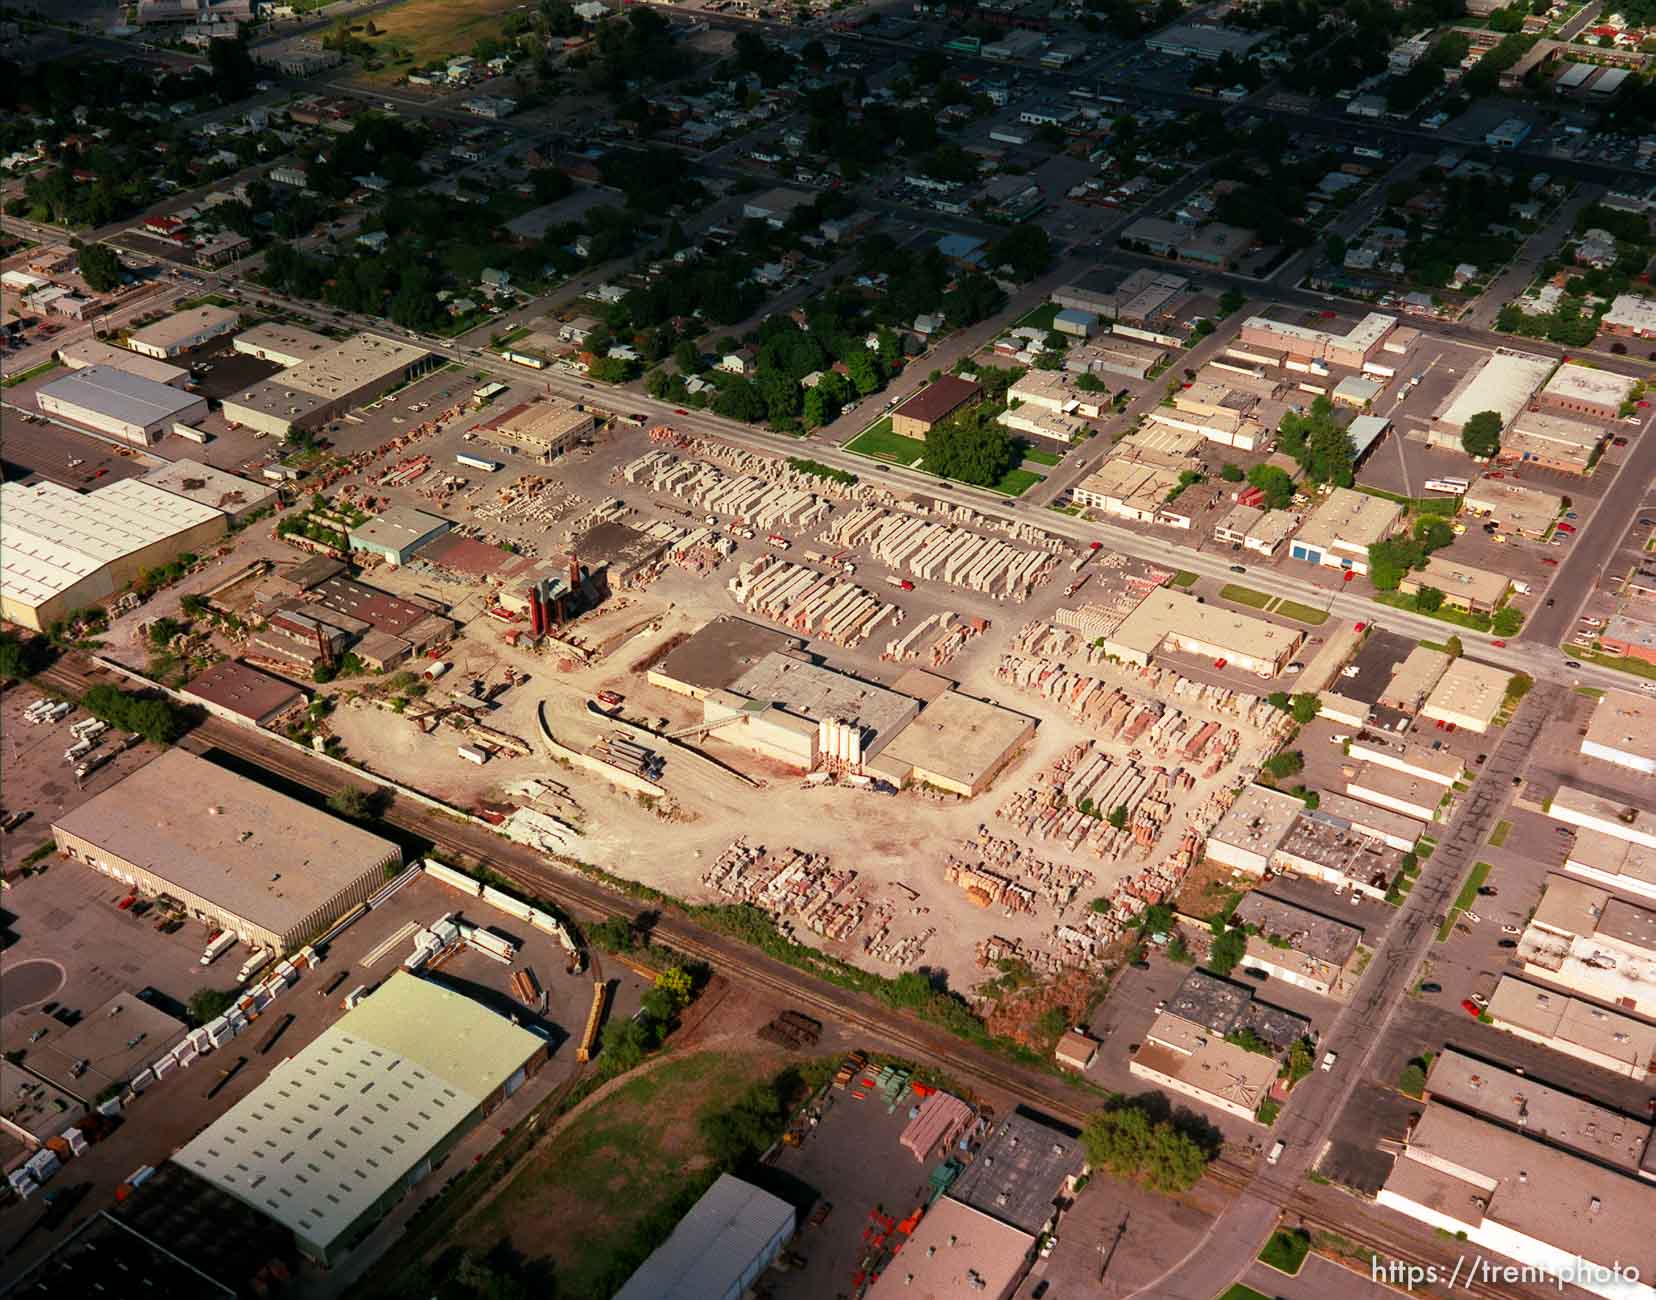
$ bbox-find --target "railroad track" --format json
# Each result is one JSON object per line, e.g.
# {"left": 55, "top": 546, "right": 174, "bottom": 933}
{"left": 37, "top": 660, "right": 1528, "bottom": 1297}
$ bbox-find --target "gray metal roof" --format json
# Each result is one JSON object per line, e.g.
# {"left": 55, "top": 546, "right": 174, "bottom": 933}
{"left": 38, "top": 364, "right": 203, "bottom": 427}
{"left": 948, "top": 1110, "right": 1083, "bottom": 1235}
{"left": 613, "top": 1174, "right": 795, "bottom": 1300}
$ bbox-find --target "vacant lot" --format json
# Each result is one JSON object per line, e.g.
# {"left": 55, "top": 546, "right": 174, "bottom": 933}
{"left": 351, "top": 0, "right": 522, "bottom": 81}
{"left": 475, "top": 1049, "right": 796, "bottom": 1295}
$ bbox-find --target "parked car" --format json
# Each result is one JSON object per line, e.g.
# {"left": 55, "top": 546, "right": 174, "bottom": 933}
{"left": 1419, "top": 982, "right": 1442, "bottom": 993}
{"left": 1498, "top": 939, "right": 1518, "bottom": 949}
{"left": 1229, "top": 564, "right": 1246, "bottom": 573}
{"left": 1460, "top": 999, "right": 1482, "bottom": 1016}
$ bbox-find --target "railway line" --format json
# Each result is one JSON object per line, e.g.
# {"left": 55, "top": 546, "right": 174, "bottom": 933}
{"left": 34, "top": 657, "right": 1535, "bottom": 1297}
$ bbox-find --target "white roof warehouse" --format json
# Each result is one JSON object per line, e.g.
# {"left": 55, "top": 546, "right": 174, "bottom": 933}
{"left": 0, "top": 479, "right": 226, "bottom": 633}
{"left": 174, "top": 972, "right": 546, "bottom": 1264}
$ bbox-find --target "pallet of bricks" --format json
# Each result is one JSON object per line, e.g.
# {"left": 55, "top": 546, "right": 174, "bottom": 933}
{"left": 620, "top": 449, "right": 833, "bottom": 531}
{"left": 726, "top": 553, "right": 901, "bottom": 649}
{"left": 821, "top": 506, "right": 1057, "bottom": 601}
{"left": 883, "top": 611, "right": 988, "bottom": 668}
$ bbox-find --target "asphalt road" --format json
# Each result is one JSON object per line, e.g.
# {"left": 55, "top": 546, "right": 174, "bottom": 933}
{"left": 1138, "top": 681, "right": 1559, "bottom": 1300}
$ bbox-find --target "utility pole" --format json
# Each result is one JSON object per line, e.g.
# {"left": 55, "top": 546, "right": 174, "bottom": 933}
{"left": 1098, "top": 1213, "right": 1129, "bottom": 1285}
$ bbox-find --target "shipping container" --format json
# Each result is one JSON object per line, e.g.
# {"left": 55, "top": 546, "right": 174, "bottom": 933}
{"left": 457, "top": 744, "right": 489, "bottom": 765}
{"left": 200, "top": 931, "right": 237, "bottom": 966}
{"left": 456, "top": 453, "right": 503, "bottom": 473}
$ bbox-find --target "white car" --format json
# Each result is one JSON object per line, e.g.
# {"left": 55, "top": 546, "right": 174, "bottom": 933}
{"left": 1321, "top": 1051, "right": 1337, "bottom": 1071}
{"left": 1501, "top": 924, "right": 1521, "bottom": 935}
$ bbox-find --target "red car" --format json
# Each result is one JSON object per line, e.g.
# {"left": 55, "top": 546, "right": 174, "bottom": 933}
{"left": 1214, "top": 658, "right": 1227, "bottom": 669}
{"left": 1492, "top": 639, "right": 1505, "bottom": 647}
{"left": 1487, "top": 472, "right": 1504, "bottom": 479}
{"left": 1556, "top": 522, "right": 1576, "bottom": 533}
{"left": 1461, "top": 999, "right": 1482, "bottom": 1017}
{"left": 1354, "top": 621, "right": 1366, "bottom": 632}
{"left": 1542, "top": 557, "right": 1558, "bottom": 566}
{"left": 1343, "top": 570, "right": 1355, "bottom": 582}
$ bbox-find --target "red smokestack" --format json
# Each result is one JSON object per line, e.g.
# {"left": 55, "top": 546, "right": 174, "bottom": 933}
{"left": 528, "top": 587, "right": 546, "bottom": 636}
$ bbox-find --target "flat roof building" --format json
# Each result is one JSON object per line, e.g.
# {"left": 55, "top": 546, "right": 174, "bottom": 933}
{"left": 1432, "top": 349, "right": 1555, "bottom": 436}
{"left": 891, "top": 374, "right": 982, "bottom": 438}
{"left": 863, "top": 1196, "right": 1033, "bottom": 1300}
{"left": 52, "top": 749, "right": 401, "bottom": 952}
{"left": 1464, "top": 478, "right": 1564, "bottom": 539}
{"left": 1236, "top": 311, "right": 1396, "bottom": 368}
{"left": 1205, "top": 784, "right": 1305, "bottom": 875}
{"left": 1580, "top": 689, "right": 1656, "bottom": 776}
{"left": 1518, "top": 876, "right": 1656, "bottom": 1017}
{"left": 647, "top": 616, "right": 802, "bottom": 701}
{"left": 1401, "top": 555, "right": 1510, "bottom": 616}
{"left": 1377, "top": 1103, "right": 1656, "bottom": 1300}
{"left": 1273, "top": 802, "right": 1410, "bottom": 900}
{"left": 140, "top": 458, "right": 278, "bottom": 522}
{"left": 1133, "top": 1012, "right": 1279, "bottom": 1123}
{"left": 478, "top": 398, "right": 595, "bottom": 459}
{"left": 1566, "top": 828, "right": 1656, "bottom": 904}
{"left": 1423, "top": 1048, "right": 1655, "bottom": 1177}
{"left": 1420, "top": 657, "right": 1512, "bottom": 733}
{"left": 1380, "top": 644, "right": 1452, "bottom": 713}
{"left": 56, "top": 337, "right": 189, "bottom": 387}
{"left": 1211, "top": 503, "right": 1301, "bottom": 556}
{"left": 949, "top": 1110, "right": 1084, "bottom": 1235}
{"left": 1105, "top": 586, "right": 1302, "bottom": 676}
{"left": 221, "top": 333, "right": 434, "bottom": 437}
{"left": 35, "top": 365, "right": 208, "bottom": 446}
{"left": 1231, "top": 891, "right": 1363, "bottom": 995}
{"left": 1347, "top": 762, "right": 1445, "bottom": 821}
{"left": 348, "top": 506, "right": 452, "bottom": 567}
{"left": 183, "top": 659, "right": 308, "bottom": 728}
{"left": 614, "top": 1174, "right": 796, "bottom": 1300}
{"left": 1538, "top": 363, "right": 1637, "bottom": 422}
{"left": 1602, "top": 292, "right": 1656, "bottom": 338}
{"left": 1071, "top": 459, "right": 1187, "bottom": 525}
{"left": 232, "top": 321, "right": 335, "bottom": 367}
{"left": 869, "top": 689, "right": 1036, "bottom": 797}
{"left": 1503, "top": 411, "right": 1604, "bottom": 474}
{"left": 1165, "top": 968, "right": 1310, "bottom": 1051}
{"left": 1549, "top": 786, "right": 1656, "bottom": 851}
{"left": 128, "top": 304, "right": 239, "bottom": 358}
{"left": 0, "top": 479, "right": 226, "bottom": 632}
{"left": 1486, "top": 976, "right": 1656, "bottom": 1078}
{"left": 1347, "top": 733, "right": 1465, "bottom": 785}
{"left": 1288, "top": 487, "right": 1402, "bottom": 575}
{"left": 174, "top": 972, "right": 545, "bottom": 1264}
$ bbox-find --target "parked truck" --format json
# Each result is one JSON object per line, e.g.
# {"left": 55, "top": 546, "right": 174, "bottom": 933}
{"left": 237, "top": 949, "right": 273, "bottom": 983}
{"left": 201, "top": 931, "right": 237, "bottom": 966}
{"left": 884, "top": 576, "right": 915, "bottom": 591}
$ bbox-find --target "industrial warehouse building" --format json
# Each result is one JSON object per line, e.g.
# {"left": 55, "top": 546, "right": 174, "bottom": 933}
{"left": 347, "top": 505, "right": 452, "bottom": 566}
{"left": 51, "top": 749, "right": 402, "bottom": 952}
{"left": 182, "top": 658, "right": 308, "bottom": 728}
{"left": 1205, "top": 784, "right": 1306, "bottom": 875}
{"left": 1377, "top": 1103, "right": 1656, "bottom": 1300}
{"left": 1427, "top": 349, "right": 1555, "bottom": 442}
{"left": 231, "top": 321, "right": 334, "bottom": 367}
{"left": 174, "top": 973, "right": 546, "bottom": 1265}
{"left": 1579, "top": 688, "right": 1656, "bottom": 776}
{"left": 1399, "top": 556, "right": 1510, "bottom": 617}
{"left": 1105, "top": 587, "right": 1303, "bottom": 676}
{"left": 0, "top": 479, "right": 226, "bottom": 632}
{"left": 1420, "top": 657, "right": 1512, "bottom": 734}
{"left": 34, "top": 365, "right": 208, "bottom": 446}
{"left": 1536, "top": 362, "right": 1638, "bottom": 423}
{"left": 615, "top": 1174, "right": 796, "bottom": 1300}
{"left": 139, "top": 458, "right": 278, "bottom": 523}
{"left": 220, "top": 333, "right": 435, "bottom": 436}
{"left": 863, "top": 1196, "right": 1033, "bottom": 1300}
{"left": 869, "top": 688, "right": 1036, "bottom": 797}
{"left": 1235, "top": 311, "right": 1396, "bottom": 369}
{"left": 55, "top": 337, "right": 189, "bottom": 387}
{"left": 1131, "top": 1010, "right": 1278, "bottom": 1123}
{"left": 1486, "top": 976, "right": 1656, "bottom": 1078}
{"left": 127, "top": 305, "right": 239, "bottom": 358}
{"left": 477, "top": 398, "right": 595, "bottom": 459}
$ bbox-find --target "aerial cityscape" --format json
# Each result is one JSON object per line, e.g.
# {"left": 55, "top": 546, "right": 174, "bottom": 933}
{"left": 2, "top": 0, "right": 1656, "bottom": 1295}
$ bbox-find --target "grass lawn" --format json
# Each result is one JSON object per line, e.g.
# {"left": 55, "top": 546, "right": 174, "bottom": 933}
{"left": 1258, "top": 1228, "right": 1312, "bottom": 1276}
{"left": 1014, "top": 302, "right": 1060, "bottom": 332}
{"left": 992, "top": 467, "right": 1045, "bottom": 497}
{"left": 846, "top": 419, "right": 928, "bottom": 465}
{"left": 1, "top": 358, "right": 60, "bottom": 389}
{"left": 1220, "top": 584, "right": 1274, "bottom": 609}
{"left": 1020, "top": 445, "right": 1063, "bottom": 467}
{"left": 352, "top": 0, "right": 524, "bottom": 81}
{"left": 1218, "top": 1287, "right": 1273, "bottom": 1300}
{"left": 469, "top": 1051, "right": 792, "bottom": 1296}
{"left": 1577, "top": 648, "right": 1656, "bottom": 681}
{"left": 1489, "top": 820, "right": 1512, "bottom": 848}
{"left": 1437, "top": 861, "right": 1492, "bottom": 940}
{"left": 1171, "top": 570, "right": 1199, "bottom": 588}
{"left": 1374, "top": 591, "right": 1493, "bottom": 633}
{"left": 1275, "top": 598, "right": 1329, "bottom": 626}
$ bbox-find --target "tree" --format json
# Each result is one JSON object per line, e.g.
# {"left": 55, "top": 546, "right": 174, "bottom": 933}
{"left": 1267, "top": 691, "right": 1292, "bottom": 712}
{"left": 1246, "top": 463, "right": 1295, "bottom": 510}
{"left": 1413, "top": 516, "right": 1455, "bottom": 554}
{"left": 654, "top": 966, "right": 694, "bottom": 1012}
{"left": 1290, "top": 693, "right": 1320, "bottom": 725}
{"left": 923, "top": 411, "right": 1016, "bottom": 487}
{"left": 1107, "top": 804, "right": 1129, "bottom": 830}
{"left": 77, "top": 242, "right": 123, "bottom": 292}
{"left": 1367, "top": 537, "right": 1424, "bottom": 591}
{"left": 1416, "top": 585, "right": 1445, "bottom": 612}
{"left": 327, "top": 786, "right": 373, "bottom": 821}
{"left": 1264, "top": 750, "right": 1305, "bottom": 779}
{"left": 1277, "top": 397, "right": 1355, "bottom": 486}
{"left": 188, "top": 988, "right": 237, "bottom": 1026}
{"left": 1324, "top": 233, "right": 1347, "bottom": 265}
{"left": 209, "top": 37, "right": 259, "bottom": 101}
{"left": 1461, "top": 409, "right": 1503, "bottom": 459}
{"left": 0, "top": 631, "right": 48, "bottom": 681}
{"left": 673, "top": 339, "right": 703, "bottom": 374}
{"left": 1445, "top": 635, "right": 1464, "bottom": 659}
{"left": 1219, "top": 462, "right": 1244, "bottom": 482}
{"left": 992, "top": 223, "right": 1052, "bottom": 282}
{"left": 1491, "top": 605, "right": 1523, "bottom": 636}
{"left": 1082, "top": 1100, "right": 1214, "bottom": 1193}
{"left": 1208, "top": 922, "right": 1247, "bottom": 976}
